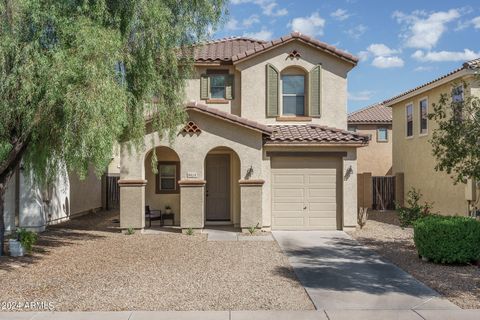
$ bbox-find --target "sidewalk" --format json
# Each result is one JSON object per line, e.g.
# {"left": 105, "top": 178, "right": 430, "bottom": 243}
{"left": 1, "top": 310, "right": 480, "bottom": 320}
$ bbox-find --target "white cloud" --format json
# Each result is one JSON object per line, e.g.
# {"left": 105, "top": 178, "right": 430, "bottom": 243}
{"left": 472, "top": 16, "right": 480, "bottom": 29}
{"left": 242, "top": 14, "right": 260, "bottom": 27}
{"left": 367, "top": 43, "right": 398, "bottom": 56}
{"left": 231, "top": 0, "right": 288, "bottom": 17}
{"left": 348, "top": 90, "right": 375, "bottom": 101}
{"left": 414, "top": 66, "right": 435, "bottom": 72}
{"left": 225, "top": 18, "right": 239, "bottom": 31}
{"left": 359, "top": 43, "right": 403, "bottom": 68}
{"left": 331, "top": 9, "right": 350, "bottom": 21}
{"left": 393, "top": 9, "right": 461, "bottom": 49}
{"left": 243, "top": 29, "right": 273, "bottom": 41}
{"left": 372, "top": 56, "right": 405, "bottom": 68}
{"left": 412, "top": 49, "right": 480, "bottom": 62}
{"left": 345, "top": 24, "right": 367, "bottom": 39}
{"left": 290, "top": 12, "right": 326, "bottom": 37}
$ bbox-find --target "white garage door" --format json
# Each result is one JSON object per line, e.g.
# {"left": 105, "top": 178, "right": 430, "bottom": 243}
{"left": 271, "top": 157, "right": 340, "bottom": 230}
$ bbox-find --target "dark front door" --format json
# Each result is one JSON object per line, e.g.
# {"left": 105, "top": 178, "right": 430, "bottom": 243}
{"left": 205, "top": 154, "right": 230, "bottom": 221}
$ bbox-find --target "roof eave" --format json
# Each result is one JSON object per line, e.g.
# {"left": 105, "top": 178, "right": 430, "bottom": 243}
{"left": 264, "top": 142, "right": 369, "bottom": 148}
{"left": 384, "top": 69, "right": 474, "bottom": 107}
{"left": 347, "top": 121, "right": 392, "bottom": 125}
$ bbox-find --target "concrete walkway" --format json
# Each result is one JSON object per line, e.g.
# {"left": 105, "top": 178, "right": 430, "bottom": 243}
{"left": 273, "top": 231, "right": 459, "bottom": 310}
{"left": 1, "top": 310, "right": 480, "bottom": 320}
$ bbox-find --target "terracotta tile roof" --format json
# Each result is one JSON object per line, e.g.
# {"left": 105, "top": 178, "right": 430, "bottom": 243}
{"left": 193, "top": 37, "right": 266, "bottom": 63}
{"left": 348, "top": 103, "right": 392, "bottom": 124}
{"left": 185, "top": 101, "right": 273, "bottom": 135}
{"left": 192, "top": 32, "right": 358, "bottom": 65}
{"left": 265, "top": 125, "right": 369, "bottom": 145}
{"left": 383, "top": 58, "right": 480, "bottom": 105}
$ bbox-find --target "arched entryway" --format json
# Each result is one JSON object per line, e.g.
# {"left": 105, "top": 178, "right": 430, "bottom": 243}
{"left": 204, "top": 147, "right": 241, "bottom": 226}
{"left": 144, "top": 146, "right": 181, "bottom": 226}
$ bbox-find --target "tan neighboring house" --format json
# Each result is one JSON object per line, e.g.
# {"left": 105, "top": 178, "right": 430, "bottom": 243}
{"left": 118, "top": 32, "right": 369, "bottom": 232}
{"left": 348, "top": 104, "right": 392, "bottom": 176}
{"left": 384, "top": 58, "right": 480, "bottom": 216}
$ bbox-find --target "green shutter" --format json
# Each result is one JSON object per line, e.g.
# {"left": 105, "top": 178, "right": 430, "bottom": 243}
{"left": 309, "top": 65, "right": 322, "bottom": 117}
{"left": 266, "top": 64, "right": 279, "bottom": 117}
{"left": 200, "top": 74, "right": 209, "bottom": 100}
{"left": 225, "top": 74, "right": 234, "bottom": 100}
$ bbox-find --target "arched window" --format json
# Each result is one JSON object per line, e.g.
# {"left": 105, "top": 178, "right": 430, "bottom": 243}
{"left": 281, "top": 67, "right": 307, "bottom": 116}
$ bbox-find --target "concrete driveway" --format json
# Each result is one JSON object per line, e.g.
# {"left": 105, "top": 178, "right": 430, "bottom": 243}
{"left": 273, "top": 231, "right": 459, "bottom": 310}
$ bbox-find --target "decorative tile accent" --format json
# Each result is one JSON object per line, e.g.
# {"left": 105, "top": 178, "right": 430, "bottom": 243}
{"left": 181, "top": 121, "right": 202, "bottom": 134}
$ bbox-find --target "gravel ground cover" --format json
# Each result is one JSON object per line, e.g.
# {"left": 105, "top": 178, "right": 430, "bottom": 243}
{"left": 348, "top": 211, "right": 480, "bottom": 309}
{"left": 0, "top": 211, "right": 314, "bottom": 311}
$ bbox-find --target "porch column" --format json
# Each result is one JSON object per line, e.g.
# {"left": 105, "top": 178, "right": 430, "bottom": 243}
{"left": 179, "top": 179, "right": 206, "bottom": 233}
{"left": 239, "top": 179, "right": 264, "bottom": 232}
{"left": 119, "top": 179, "right": 147, "bottom": 230}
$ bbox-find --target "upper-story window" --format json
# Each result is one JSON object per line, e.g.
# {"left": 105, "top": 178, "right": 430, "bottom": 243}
{"left": 406, "top": 103, "right": 413, "bottom": 137}
{"left": 200, "top": 70, "right": 234, "bottom": 101}
{"left": 452, "top": 85, "right": 464, "bottom": 102}
{"left": 282, "top": 75, "right": 305, "bottom": 116}
{"left": 452, "top": 85, "right": 464, "bottom": 122}
{"left": 419, "top": 98, "right": 428, "bottom": 135}
{"left": 348, "top": 126, "right": 357, "bottom": 132}
{"left": 377, "top": 127, "right": 388, "bottom": 142}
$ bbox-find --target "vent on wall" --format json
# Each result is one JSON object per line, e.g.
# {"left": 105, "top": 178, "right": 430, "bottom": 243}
{"left": 287, "top": 50, "right": 301, "bottom": 59}
{"left": 181, "top": 121, "right": 202, "bottom": 134}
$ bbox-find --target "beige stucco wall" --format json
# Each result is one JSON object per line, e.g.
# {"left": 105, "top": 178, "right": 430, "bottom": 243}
{"left": 391, "top": 76, "right": 479, "bottom": 216}
{"left": 236, "top": 41, "right": 353, "bottom": 129}
{"left": 69, "top": 165, "right": 103, "bottom": 215}
{"left": 352, "top": 124, "right": 392, "bottom": 176}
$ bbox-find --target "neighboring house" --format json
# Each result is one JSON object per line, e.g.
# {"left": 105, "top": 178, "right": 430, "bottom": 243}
{"left": 348, "top": 103, "right": 392, "bottom": 176}
{"left": 119, "top": 32, "right": 368, "bottom": 232}
{"left": 384, "top": 58, "right": 480, "bottom": 216}
{"left": 3, "top": 165, "right": 105, "bottom": 233}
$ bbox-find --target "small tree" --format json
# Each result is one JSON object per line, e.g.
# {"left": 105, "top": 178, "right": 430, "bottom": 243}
{"left": 429, "top": 79, "right": 480, "bottom": 215}
{"left": 0, "top": 0, "right": 226, "bottom": 255}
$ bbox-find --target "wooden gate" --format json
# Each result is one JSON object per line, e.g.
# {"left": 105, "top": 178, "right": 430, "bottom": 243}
{"left": 106, "top": 176, "right": 120, "bottom": 210}
{"left": 372, "top": 176, "right": 396, "bottom": 210}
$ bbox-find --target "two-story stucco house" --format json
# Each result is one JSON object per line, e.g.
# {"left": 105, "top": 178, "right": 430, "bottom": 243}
{"left": 118, "top": 32, "right": 368, "bottom": 232}
{"left": 348, "top": 103, "right": 392, "bottom": 176}
{"left": 384, "top": 58, "right": 480, "bottom": 216}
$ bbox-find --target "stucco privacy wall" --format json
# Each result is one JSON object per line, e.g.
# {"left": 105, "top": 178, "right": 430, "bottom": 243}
{"left": 391, "top": 77, "right": 479, "bottom": 215}
{"left": 120, "top": 111, "right": 264, "bottom": 229}
{"left": 185, "top": 65, "right": 241, "bottom": 116}
{"left": 262, "top": 146, "right": 358, "bottom": 229}
{"left": 355, "top": 124, "right": 392, "bottom": 176}
{"left": 69, "top": 165, "right": 103, "bottom": 215}
{"left": 236, "top": 41, "right": 352, "bottom": 128}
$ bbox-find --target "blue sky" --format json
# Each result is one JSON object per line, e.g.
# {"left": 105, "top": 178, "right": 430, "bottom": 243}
{"left": 213, "top": 0, "right": 480, "bottom": 112}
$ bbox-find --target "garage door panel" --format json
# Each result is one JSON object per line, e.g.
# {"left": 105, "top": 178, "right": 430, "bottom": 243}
{"left": 308, "top": 217, "right": 338, "bottom": 229}
{"left": 273, "top": 174, "right": 305, "bottom": 184}
{"left": 272, "top": 217, "right": 305, "bottom": 227}
{"left": 271, "top": 156, "right": 340, "bottom": 230}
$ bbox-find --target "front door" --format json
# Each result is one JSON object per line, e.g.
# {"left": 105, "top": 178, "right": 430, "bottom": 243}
{"left": 205, "top": 154, "right": 230, "bottom": 221}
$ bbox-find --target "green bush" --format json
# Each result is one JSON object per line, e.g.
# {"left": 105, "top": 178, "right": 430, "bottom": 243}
{"left": 16, "top": 228, "right": 38, "bottom": 253}
{"left": 396, "top": 188, "right": 432, "bottom": 228}
{"left": 413, "top": 215, "right": 480, "bottom": 264}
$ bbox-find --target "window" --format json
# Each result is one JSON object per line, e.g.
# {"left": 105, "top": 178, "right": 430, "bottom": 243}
{"left": 419, "top": 98, "right": 428, "bottom": 135}
{"left": 156, "top": 162, "right": 180, "bottom": 194}
{"left": 210, "top": 74, "right": 227, "bottom": 99}
{"left": 452, "top": 85, "right": 464, "bottom": 122}
{"left": 348, "top": 126, "right": 357, "bottom": 132}
{"left": 406, "top": 104, "right": 413, "bottom": 137}
{"left": 282, "top": 75, "right": 305, "bottom": 116}
{"left": 377, "top": 127, "right": 388, "bottom": 142}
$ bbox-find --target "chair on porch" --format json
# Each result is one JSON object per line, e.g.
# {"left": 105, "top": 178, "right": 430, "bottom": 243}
{"left": 145, "top": 206, "right": 162, "bottom": 228}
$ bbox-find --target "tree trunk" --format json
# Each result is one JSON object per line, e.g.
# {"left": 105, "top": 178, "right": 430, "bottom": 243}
{"left": 0, "top": 183, "right": 5, "bottom": 256}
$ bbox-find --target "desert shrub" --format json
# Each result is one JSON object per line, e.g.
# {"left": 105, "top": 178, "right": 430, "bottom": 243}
{"left": 413, "top": 215, "right": 480, "bottom": 264}
{"left": 396, "top": 188, "right": 432, "bottom": 228}
{"left": 16, "top": 228, "right": 38, "bottom": 253}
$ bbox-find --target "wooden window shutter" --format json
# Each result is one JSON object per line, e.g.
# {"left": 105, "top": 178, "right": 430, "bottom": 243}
{"left": 200, "top": 74, "right": 209, "bottom": 100}
{"left": 266, "top": 64, "right": 279, "bottom": 117}
{"left": 225, "top": 74, "right": 234, "bottom": 100}
{"left": 309, "top": 65, "right": 322, "bottom": 117}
